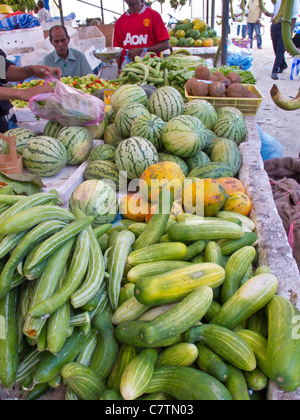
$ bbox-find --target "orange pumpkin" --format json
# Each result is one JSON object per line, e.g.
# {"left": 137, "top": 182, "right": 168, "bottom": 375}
{"left": 119, "top": 193, "right": 150, "bottom": 222}
{"left": 181, "top": 178, "right": 228, "bottom": 217}
{"left": 146, "top": 201, "right": 184, "bottom": 223}
{"left": 223, "top": 192, "right": 252, "bottom": 216}
{"left": 202, "top": 38, "right": 214, "bottom": 48}
{"left": 139, "top": 161, "right": 185, "bottom": 204}
{"left": 217, "top": 177, "right": 246, "bottom": 196}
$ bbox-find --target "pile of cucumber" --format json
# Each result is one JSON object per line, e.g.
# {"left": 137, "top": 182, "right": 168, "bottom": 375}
{"left": 0, "top": 189, "right": 299, "bottom": 401}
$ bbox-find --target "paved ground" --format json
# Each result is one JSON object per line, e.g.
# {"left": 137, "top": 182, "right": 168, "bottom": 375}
{"left": 250, "top": 23, "right": 300, "bottom": 158}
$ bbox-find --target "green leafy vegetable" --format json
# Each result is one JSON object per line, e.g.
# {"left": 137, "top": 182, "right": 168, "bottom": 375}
{"left": 0, "top": 172, "right": 43, "bottom": 195}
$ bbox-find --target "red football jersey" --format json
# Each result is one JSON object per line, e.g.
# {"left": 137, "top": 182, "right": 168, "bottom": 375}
{"left": 113, "top": 5, "right": 170, "bottom": 65}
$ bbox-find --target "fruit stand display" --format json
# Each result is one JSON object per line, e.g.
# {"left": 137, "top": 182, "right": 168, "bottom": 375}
{"left": 0, "top": 59, "right": 300, "bottom": 402}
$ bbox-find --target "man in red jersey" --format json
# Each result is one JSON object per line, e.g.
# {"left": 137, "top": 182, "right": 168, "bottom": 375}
{"left": 113, "top": 0, "right": 170, "bottom": 68}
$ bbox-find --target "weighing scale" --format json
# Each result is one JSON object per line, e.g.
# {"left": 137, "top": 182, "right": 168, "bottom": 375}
{"left": 93, "top": 47, "right": 123, "bottom": 80}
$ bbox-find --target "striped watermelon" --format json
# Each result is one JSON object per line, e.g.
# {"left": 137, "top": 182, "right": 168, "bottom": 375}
{"left": 148, "top": 86, "right": 184, "bottom": 122}
{"left": 217, "top": 106, "right": 244, "bottom": 121}
{"left": 57, "top": 126, "right": 93, "bottom": 166}
{"left": 111, "top": 84, "right": 148, "bottom": 112}
{"left": 186, "top": 151, "right": 211, "bottom": 172}
{"left": 22, "top": 136, "right": 67, "bottom": 177}
{"left": 4, "top": 128, "right": 36, "bottom": 154}
{"left": 44, "top": 121, "right": 64, "bottom": 138}
{"left": 188, "top": 162, "right": 234, "bottom": 179}
{"left": 213, "top": 115, "right": 247, "bottom": 145}
{"left": 115, "top": 137, "right": 158, "bottom": 180}
{"left": 210, "top": 139, "right": 242, "bottom": 176}
{"left": 89, "top": 144, "right": 115, "bottom": 163}
{"left": 84, "top": 160, "right": 125, "bottom": 191}
{"left": 0, "top": 139, "right": 8, "bottom": 154}
{"left": 158, "top": 153, "right": 189, "bottom": 177}
{"left": 204, "top": 137, "right": 227, "bottom": 157}
{"left": 130, "top": 113, "right": 165, "bottom": 151}
{"left": 115, "top": 103, "right": 150, "bottom": 138}
{"left": 203, "top": 129, "right": 218, "bottom": 152}
{"left": 161, "top": 115, "right": 208, "bottom": 158}
{"left": 86, "top": 113, "right": 109, "bottom": 140}
{"left": 69, "top": 179, "right": 118, "bottom": 226}
{"left": 104, "top": 124, "right": 125, "bottom": 147}
{"left": 183, "top": 99, "right": 218, "bottom": 130}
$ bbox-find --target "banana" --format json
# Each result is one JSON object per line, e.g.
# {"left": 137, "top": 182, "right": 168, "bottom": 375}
{"left": 270, "top": 84, "right": 300, "bottom": 111}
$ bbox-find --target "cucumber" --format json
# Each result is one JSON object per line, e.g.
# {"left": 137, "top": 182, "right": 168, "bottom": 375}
{"left": 0, "top": 289, "right": 18, "bottom": 389}
{"left": 156, "top": 343, "right": 199, "bottom": 367}
{"left": 244, "top": 367, "right": 268, "bottom": 392}
{"left": 118, "top": 283, "right": 135, "bottom": 307}
{"left": 100, "top": 390, "right": 123, "bottom": 400}
{"left": 265, "top": 295, "right": 300, "bottom": 392}
{"left": 168, "top": 219, "right": 245, "bottom": 243}
{"left": 219, "top": 232, "right": 258, "bottom": 256}
{"left": 120, "top": 349, "right": 158, "bottom": 400}
{"left": 204, "top": 241, "right": 224, "bottom": 267}
{"left": 196, "top": 343, "right": 229, "bottom": 383}
{"left": 111, "top": 296, "right": 151, "bottom": 326}
{"left": 254, "top": 265, "right": 271, "bottom": 276}
{"left": 134, "top": 263, "right": 225, "bottom": 306}
{"left": 127, "top": 242, "right": 188, "bottom": 266}
{"left": 145, "top": 366, "right": 232, "bottom": 400}
{"left": 247, "top": 310, "right": 268, "bottom": 337}
{"left": 106, "top": 345, "right": 138, "bottom": 392}
{"left": 127, "top": 261, "right": 191, "bottom": 284}
{"left": 225, "top": 364, "right": 250, "bottom": 400}
{"left": 61, "top": 362, "right": 106, "bottom": 400}
{"left": 216, "top": 211, "right": 256, "bottom": 231}
{"left": 139, "top": 286, "right": 213, "bottom": 346}
{"left": 212, "top": 274, "right": 279, "bottom": 330}
{"left": 181, "top": 240, "right": 207, "bottom": 262}
{"left": 184, "top": 324, "right": 257, "bottom": 372}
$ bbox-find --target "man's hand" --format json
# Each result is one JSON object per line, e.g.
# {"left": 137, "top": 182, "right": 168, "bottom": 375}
{"left": 128, "top": 48, "right": 143, "bottom": 61}
{"left": 30, "top": 65, "right": 62, "bottom": 80}
{"left": 17, "top": 84, "right": 54, "bottom": 102}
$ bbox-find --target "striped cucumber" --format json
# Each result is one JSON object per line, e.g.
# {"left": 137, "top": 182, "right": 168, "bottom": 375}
{"left": 118, "top": 283, "right": 135, "bottom": 307}
{"left": 107, "top": 230, "right": 136, "bottom": 312}
{"left": 184, "top": 324, "right": 257, "bottom": 372}
{"left": 106, "top": 345, "right": 138, "bottom": 392}
{"left": 111, "top": 296, "right": 151, "bottom": 326}
{"left": 0, "top": 289, "right": 18, "bottom": 389}
{"left": 120, "top": 349, "right": 158, "bottom": 400}
{"left": 61, "top": 362, "right": 106, "bottom": 400}
{"left": 212, "top": 274, "right": 279, "bottom": 330}
{"left": 225, "top": 364, "right": 250, "bottom": 401}
{"left": 134, "top": 263, "right": 225, "bottom": 306}
{"left": 127, "top": 261, "right": 191, "bottom": 284}
{"left": 23, "top": 244, "right": 48, "bottom": 281}
{"left": 196, "top": 343, "right": 229, "bottom": 383}
{"left": 216, "top": 211, "right": 256, "bottom": 231}
{"left": 29, "top": 230, "right": 91, "bottom": 319}
{"left": 139, "top": 286, "right": 213, "bottom": 346}
{"left": 0, "top": 230, "right": 30, "bottom": 259}
{"left": 76, "top": 328, "right": 98, "bottom": 367}
{"left": 219, "top": 232, "right": 258, "bottom": 257}
{"left": 138, "top": 303, "right": 178, "bottom": 322}
{"left": 204, "top": 241, "right": 225, "bottom": 267}
{"left": 15, "top": 348, "right": 42, "bottom": 384}
{"left": 247, "top": 310, "right": 268, "bottom": 337}
{"left": 156, "top": 343, "right": 199, "bottom": 367}
{"left": 127, "top": 242, "right": 188, "bottom": 266}
{"left": 182, "top": 240, "right": 207, "bottom": 262}
{"left": 145, "top": 366, "right": 232, "bottom": 400}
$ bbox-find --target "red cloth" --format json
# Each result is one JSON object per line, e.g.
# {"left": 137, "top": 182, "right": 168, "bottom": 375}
{"left": 6, "top": 11, "right": 34, "bottom": 17}
{"left": 113, "top": 5, "right": 169, "bottom": 64}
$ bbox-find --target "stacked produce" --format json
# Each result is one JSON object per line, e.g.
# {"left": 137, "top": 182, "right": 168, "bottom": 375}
{"left": 1, "top": 83, "right": 299, "bottom": 401}
{"left": 168, "top": 18, "right": 221, "bottom": 48}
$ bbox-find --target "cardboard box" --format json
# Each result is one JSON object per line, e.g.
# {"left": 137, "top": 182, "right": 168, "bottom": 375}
{"left": 96, "top": 24, "right": 115, "bottom": 47}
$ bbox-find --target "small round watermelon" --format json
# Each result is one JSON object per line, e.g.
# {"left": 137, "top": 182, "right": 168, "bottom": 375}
{"left": 115, "top": 137, "right": 159, "bottom": 180}
{"left": 183, "top": 99, "right": 218, "bottom": 130}
{"left": 69, "top": 179, "right": 119, "bottom": 226}
{"left": 111, "top": 84, "right": 148, "bottom": 112}
{"left": 148, "top": 86, "right": 184, "bottom": 122}
{"left": 57, "top": 126, "right": 93, "bottom": 166}
{"left": 89, "top": 144, "right": 115, "bottom": 163}
{"left": 131, "top": 113, "right": 165, "bottom": 151}
{"left": 22, "top": 136, "right": 68, "bottom": 177}
{"left": 44, "top": 121, "right": 64, "bottom": 138}
{"left": 115, "top": 103, "right": 150, "bottom": 138}
{"left": 4, "top": 127, "right": 36, "bottom": 154}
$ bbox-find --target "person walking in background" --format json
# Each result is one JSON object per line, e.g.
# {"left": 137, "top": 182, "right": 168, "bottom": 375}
{"left": 247, "top": 0, "right": 263, "bottom": 49}
{"left": 270, "top": 0, "right": 300, "bottom": 80}
{"left": 235, "top": 1, "right": 249, "bottom": 39}
{"left": 36, "top": 0, "right": 51, "bottom": 23}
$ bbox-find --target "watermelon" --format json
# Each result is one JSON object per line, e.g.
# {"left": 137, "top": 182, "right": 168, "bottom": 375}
{"left": 69, "top": 179, "right": 118, "bottom": 226}
{"left": 89, "top": 144, "right": 115, "bottom": 163}
{"left": 158, "top": 153, "right": 189, "bottom": 177}
{"left": 84, "top": 160, "right": 126, "bottom": 191}
{"left": 4, "top": 128, "right": 36, "bottom": 154}
{"left": 148, "top": 86, "right": 184, "bottom": 122}
{"left": 108, "top": 108, "right": 117, "bottom": 124}
{"left": 204, "top": 137, "right": 227, "bottom": 157}
{"left": 183, "top": 99, "right": 218, "bottom": 130}
{"left": 0, "top": 138, "right": 8, "bottom": 154}
{"left": 115, "top": 103, "right": 150, "bottom": 138}
{"left": 188, "top": 162, "right": 234, "bottom": 179}
{"left": 22, "top": 136, "right": 67, "bottom": 177}
{"left": 161, "top": 115, "right": 208, "bottom": 158}
{"left": 213, "top": 115, "right": 247, "bottom": 145}
{"left": 104, "top": 124, "right": 125, "bottom": 147}
{"left": 86, "top": 113, "right": 109, "bottom": 140}
{"left": 210, "top": 139, "right": 242, "bottom": 176}
{"left": 186, "top": 151, "right": 211, "bottom": 171}
{"left": 44, "top": 121, "right": 64, "bottom": 138}
{"left": 203, "top": 129, "right": 217, "bottom": 152}
{"left": 111, "top": 84, "right": 148, "bottom": 112}
{"left": 115, "top": 137, "right": 158, "bottom": 180}
{"left": 130, "top": 113, "right": 165, "bottom": 151}
{"left": 57, "top": 126, "right": 93, "bottom": 166}
{"left": 217, "top": 107, "right": 244, "bottom": 121}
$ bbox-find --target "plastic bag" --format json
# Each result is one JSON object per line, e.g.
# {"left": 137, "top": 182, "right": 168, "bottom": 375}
{"left": 29, "top": 76, "right": 106, "bottom": 127}
{"left": 257, "top": 124, "right": 283, "bottom": 162}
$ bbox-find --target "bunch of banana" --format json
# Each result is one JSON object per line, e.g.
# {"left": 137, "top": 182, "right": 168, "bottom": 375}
{"left": 5, "top": 0, "right": 37, "bottom": 13}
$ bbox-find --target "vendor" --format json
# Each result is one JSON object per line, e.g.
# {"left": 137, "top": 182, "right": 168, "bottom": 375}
{"left": 113, "top": 0, "right": 170, "bottom": 68}
{"left": 36, "top": 0, "right": 51, "bottom": 23}
{"left": 0, "top": 49, "right": 61, "bottom": 134}
{"left": 43, "top": 25, "right": 93, "bottom": 78}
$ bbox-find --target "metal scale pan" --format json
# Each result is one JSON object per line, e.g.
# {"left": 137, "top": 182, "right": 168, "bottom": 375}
{"left": 92, "top": 47, "right": 123, "bottom": 80}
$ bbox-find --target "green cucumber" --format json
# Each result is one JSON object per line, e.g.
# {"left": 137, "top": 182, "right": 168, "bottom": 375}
{"left": 196, "top": 343, "right": 229, "bottom": 383}
{"left": 225, "top": 364, "right": 250, "bottom": 400}
{"left": 145, "top": 366, "right": 232, "bottom": 400}
{"left": 111, "top": 296, "right": 151, "bottom": 326}
{"left": 204, "top": 241, "right": 225, "bottom": 267}
{"left": 139, "top": 286, "right": 213, "bottom": 346}
{"left": 127, "top": 242, "right": 188, "bottom": 266}
{"left": 219, "top": 232, "right": 258, "bottom": 256}
{"left": 244, "top": 367, "right": 268, "bottom": 392}
{"left": 247, "top": 310, "right": 268, "bottom": 337}
{"left": 127, "top": 261, "right": 191, "bottom": 284}
{"left": 100, "top": 390, "right": 123, "bottom": 400}
{"left": 216, "top": 211, "right": 256, "bottom": 231}
{"left": 106, "top": 345, "right": 138, "bottom": 392}
{"left": 181, "top": 240, "right": 207, "bottom": 262}
{"left": 156, "top": 343, "right": 199, "bottom": 367}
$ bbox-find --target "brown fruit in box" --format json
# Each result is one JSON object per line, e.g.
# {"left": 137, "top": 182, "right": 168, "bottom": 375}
{"left": 210, "top": 72, "right": 226, "bottom": 82}
{"left": 223, "top": 78, "right": 231, "bottom": 88}
{"left": 208, "top": 81, "right": 226, "bottom": 97}
{"left": 186, "top": 78, "right": 209, "bottom": 96}
{"left": 226, "top": 83, "right": 248, "bottom": 98}
{"left": 227, "top": 72, "right": 242, "bottom": 84}
{"left": 245, "top": 89, "right": 260, "bottom": 98}
{"left": 195, "top": 65, "right": 211, "bottom": 81}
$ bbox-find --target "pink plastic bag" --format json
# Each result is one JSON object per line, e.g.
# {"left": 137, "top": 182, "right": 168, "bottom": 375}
{"left": 29, "top": 77, "right": 106, "bottom": 127}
